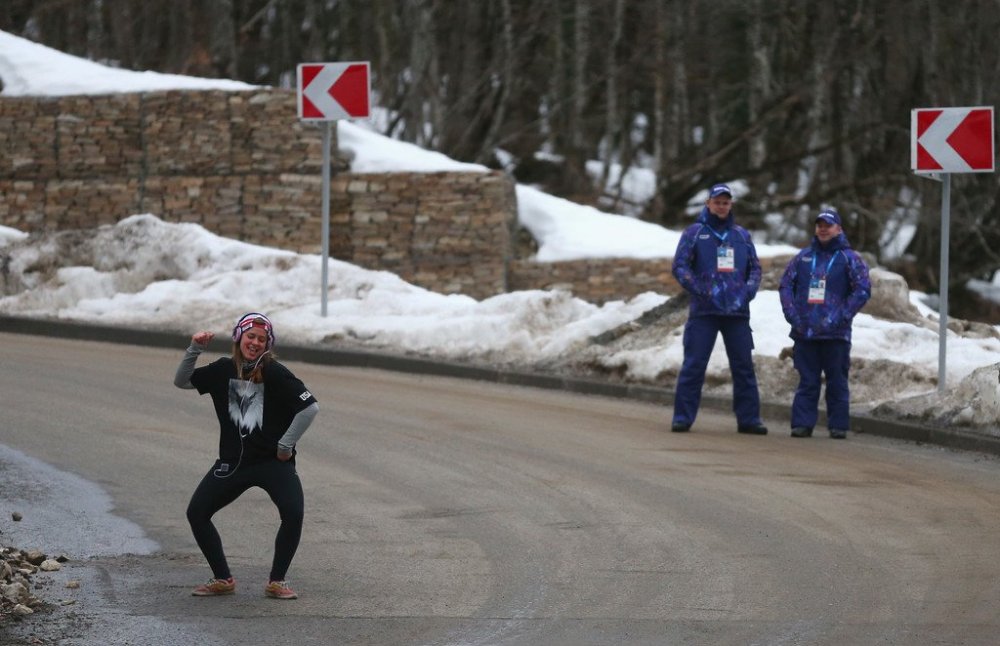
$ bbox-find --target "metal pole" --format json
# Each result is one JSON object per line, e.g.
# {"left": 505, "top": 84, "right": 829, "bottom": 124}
{"left": 938, "top": 173, "right": 951, "bottom": 392}
{"left": 321, "top": 121, "right": 332, "bottom": 317}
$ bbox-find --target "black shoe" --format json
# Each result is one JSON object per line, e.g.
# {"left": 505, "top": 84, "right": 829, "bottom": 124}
{"left": 829, "top": 429, "right": 848, "bottom": 439}
{"left": 790, "top": 427, "right": 813, "bottom": 438}
{"left": 671, "top": 422, "right": 691, "bottom": 433}
{"left": 737, "top": 424, "right": 768, "bottom": 435}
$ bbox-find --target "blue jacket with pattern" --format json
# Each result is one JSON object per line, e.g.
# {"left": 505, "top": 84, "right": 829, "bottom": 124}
{"left": 672, "top": 206, "right": 762, "bottom": 318}
{"left": 778, "top": 232, "right": 871, "bottom": 342}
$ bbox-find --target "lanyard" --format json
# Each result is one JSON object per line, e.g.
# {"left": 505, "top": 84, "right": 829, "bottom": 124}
{"left": 705, "top": 225, "right": 729, "bottom": 243}
{"left": 810, "top": 251, "right": 841, "bottom": 278}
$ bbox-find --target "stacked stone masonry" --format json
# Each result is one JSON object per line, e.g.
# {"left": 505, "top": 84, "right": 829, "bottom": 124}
{"left": 0, "top": 87, "right": 756, "bottom": 303}
{"left": 509, "top": 255, "right": 788, "bottom": 303}
{"left": 0, "top": 89, "right": 519, "bottom": 299}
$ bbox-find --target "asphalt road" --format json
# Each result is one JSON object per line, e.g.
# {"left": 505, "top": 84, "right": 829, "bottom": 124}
{"left": 4, "top": 331, "right": 1000, "bottom": 645}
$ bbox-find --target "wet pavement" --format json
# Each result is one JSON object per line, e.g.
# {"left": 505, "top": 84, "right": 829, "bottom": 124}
{"left": 0, "top": 444, "right": 218, "bottom": 646}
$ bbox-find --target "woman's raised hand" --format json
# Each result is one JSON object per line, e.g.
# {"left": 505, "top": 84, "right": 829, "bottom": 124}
{"left": 191, "top": 331, "right": 215, "bottom": 346}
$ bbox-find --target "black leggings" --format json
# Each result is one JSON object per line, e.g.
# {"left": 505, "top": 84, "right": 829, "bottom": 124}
{"left": 186, "top": 459, "right": 304, "bottom": 582}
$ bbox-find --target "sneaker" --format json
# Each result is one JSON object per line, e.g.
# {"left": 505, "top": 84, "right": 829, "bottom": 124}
{"left": 671, "top": 422, "right": 691, "bottom": 433}
{"left": 191, "top": 577, "right": 235, "bottom": 596}
{"left": 829, "top": 429, "right": 848, "bottom": 439}
{"left": 790, "top": 427, "right": 813, "bottom": 438}
{"left": 265, "top": 580, "right": 298, "bottom": 600}
{"left": 737, "top": 424, "right": 768, "bottom": 435}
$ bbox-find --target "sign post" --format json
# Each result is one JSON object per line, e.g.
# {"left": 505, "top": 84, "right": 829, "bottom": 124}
{"left": 911, "top": 106, "right": 994, "bottom": 391}
{"left": 297, "top": 61, "right": 371, "bottom": 316}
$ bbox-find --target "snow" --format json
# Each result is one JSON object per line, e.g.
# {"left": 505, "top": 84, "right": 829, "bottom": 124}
{"left": 0, "top": 30, "right": 257, "bottom": 95}
{"left": 2, "top": 29, "right": 1000, "bottom": 433}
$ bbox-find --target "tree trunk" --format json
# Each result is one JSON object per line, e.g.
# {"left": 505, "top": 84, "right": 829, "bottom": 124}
{"left": 209, "top": 0, "right": 237, "bottom": 78}
{"left": 402, "top": 0, "right": 437, "bottom": 147}
{"left": 746, "top": 0, "right": 771, "bottom": 170}
{"left": 599, "top": 0, "right": 625, "bottom": 196}
{"left": 475, "top": 0, "right": 514, "bottom": 164}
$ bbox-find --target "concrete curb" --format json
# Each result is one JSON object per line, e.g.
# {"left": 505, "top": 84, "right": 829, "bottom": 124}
{"left": 4, "top": 315, "right": 999, "bottom": 457}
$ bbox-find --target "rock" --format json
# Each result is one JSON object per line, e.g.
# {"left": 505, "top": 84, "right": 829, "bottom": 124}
{"left": 865, "top": 268, "right": 923, "bottom": 323}
{"left": 1, "top": 581, "right": 28, "bottom": 603}
{"left": 39, "top": 559, "right": 61, "bottom": 572}
{"left": 947, "top": 317, "right": 1000, "bottom": 340}
{"left": 65, "top": 580, "right": 80, "bottom": 589}
{"left": 22, "top": 550, "right": 46, "bottom": 566}
{"left": 1, "top": 540, "right": 73, "bottom": 626}
{"left": 11, "top": 511, "right": 22, "bottom": 521}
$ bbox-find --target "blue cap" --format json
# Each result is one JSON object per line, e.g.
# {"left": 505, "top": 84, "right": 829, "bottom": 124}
{"left": 709, "top": 183, "right": 733, "bottom": 198}
{"left": 815, "top": 209, "right": 841, "bottom": 226}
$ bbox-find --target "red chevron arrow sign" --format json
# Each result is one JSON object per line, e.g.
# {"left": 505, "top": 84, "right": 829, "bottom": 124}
{"left": 911, "top": 106, "right": 994, "bottom": 173}
{"left": 297, "top": 62, "right": 370, "bottom": 121}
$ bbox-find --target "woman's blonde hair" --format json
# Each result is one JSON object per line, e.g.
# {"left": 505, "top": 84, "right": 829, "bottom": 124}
{"left": 232, "top": 343, "right": 275, "bottom": 383}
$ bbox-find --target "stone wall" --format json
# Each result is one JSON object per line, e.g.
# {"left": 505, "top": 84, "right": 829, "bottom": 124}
{"left": 0, "top": 89, "right": 515, "bottom": 299}
{"left": 508, "top": 255, "right": 791, "bottom": 302}
{"left": 0, "top": 90, "right": 322, "bottom": 234}
{"left": 330, "top": 172, "right": 516, "bottom": 296}
{"left": 509, "top": 258, "right": 679, "bottom": 302}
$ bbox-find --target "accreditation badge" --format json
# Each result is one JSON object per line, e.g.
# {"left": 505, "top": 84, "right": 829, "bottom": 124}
{"left": 808, "top": 278, "right": 826, "bottom": 304}
{"left": 716, "top": 246, "right": 735, "bottom": 272}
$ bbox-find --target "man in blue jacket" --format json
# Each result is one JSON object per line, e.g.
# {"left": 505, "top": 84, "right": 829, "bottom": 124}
{"left": 670, "top": 183, "right": 768, "bottom": 435}
{"left": 778, "top": 208, "right": 871, "bottom": 439}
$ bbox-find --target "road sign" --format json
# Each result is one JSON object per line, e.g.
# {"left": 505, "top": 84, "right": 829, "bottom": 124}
{"left": 911, "top": 106, "right": 994, "bottom": 173}
{"left": 911, "top": 106, "right": 995, "bottom": 391}
{"left": 297, "top": 62, "right": 371, "bottom": 121}
{"left": 296, "top": 61, "right": 371, "bottom": 316}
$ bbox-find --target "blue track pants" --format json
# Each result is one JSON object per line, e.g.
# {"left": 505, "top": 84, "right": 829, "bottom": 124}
{"left": 791, "top": 339, "right": 852, "bottom": 430}
{"left": 672, "top": 315, "right": 762, "bottom": 427}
